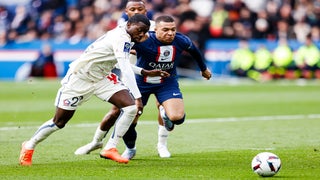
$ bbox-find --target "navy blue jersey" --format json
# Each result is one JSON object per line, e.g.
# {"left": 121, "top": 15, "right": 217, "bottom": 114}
{"left": 133, "top": 31, "right": 207, "bottom": 105}
{"left": 133, "top": 31, "right": 207, "bottom": 86}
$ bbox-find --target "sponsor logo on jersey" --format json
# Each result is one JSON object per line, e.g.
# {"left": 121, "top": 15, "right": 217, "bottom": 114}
{"left": 149, "top": 62, "right": 174, "bottom": 70}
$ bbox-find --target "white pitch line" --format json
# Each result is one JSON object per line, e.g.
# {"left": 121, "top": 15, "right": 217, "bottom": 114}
{"left": 1, "top": 114, "right": 320, "bottom": 131}
{"left": 186, "top": 114, "right": 320, "bottom": 123}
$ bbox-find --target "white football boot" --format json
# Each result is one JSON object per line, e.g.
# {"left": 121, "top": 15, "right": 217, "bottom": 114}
{"left": 121, "top": 147, "right": 136, "bottom": 160}
{"left": 157, "top": 144, "right": 171, "bottom": 158}
{"left": 74, "top": 142, "right": 103, "bottom": 155}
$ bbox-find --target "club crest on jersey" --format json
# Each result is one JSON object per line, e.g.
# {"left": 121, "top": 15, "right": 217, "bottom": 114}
{"left": 163, "top": 50, "right": 170, "bottom": 56}
{"left": 123, "top": 42, "right": 131, "bottom": 53}
{"left": 157, "top": 45, "right": 175, "bottom": 62}
{"left": 63, "top": 99, "right": 71, "bottom": 106}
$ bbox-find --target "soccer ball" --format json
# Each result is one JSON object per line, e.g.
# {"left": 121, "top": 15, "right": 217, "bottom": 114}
{"left": 251, "top": 152, "right": 281, "bottom": 177}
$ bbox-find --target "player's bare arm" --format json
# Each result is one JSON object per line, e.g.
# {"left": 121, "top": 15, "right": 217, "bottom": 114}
{"left": 131, "top": 64, "right": 170, "bottom": 77}
{"left": 142, "top": 69, "right": 170, "bottom": 78}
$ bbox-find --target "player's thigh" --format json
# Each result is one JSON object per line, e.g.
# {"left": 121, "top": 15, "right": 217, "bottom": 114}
{"left": 162, "top": 98, "right": 185, "bottom": 120}
{"left": 109, "top": 89, "right": 135, "bottom": 108}
{"left": 95, "top": 78, "right": 134, "bottom": 108}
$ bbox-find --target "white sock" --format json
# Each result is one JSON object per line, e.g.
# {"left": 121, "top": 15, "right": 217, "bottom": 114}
{"left": 104, "top": 105, "right": 136, "bottom": 150}
{"left": 92, "top": 126, "right": 108, "bottom": 143}
{"left": 158, "top": 125, "right": 169, "bottom": 147}
{"left": 25, "top": 119, "right": 60, "bottom": 149}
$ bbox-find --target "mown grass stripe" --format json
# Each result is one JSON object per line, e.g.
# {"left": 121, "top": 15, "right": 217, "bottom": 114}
{"left": 2, "top": 114, "right": 319, "bottom": 131}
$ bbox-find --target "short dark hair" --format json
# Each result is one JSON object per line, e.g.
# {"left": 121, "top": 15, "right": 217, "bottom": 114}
{"left": 126, "top": 0, "right": 146, "bottom": 7}
{"left": 127, "top": 14, "right": 150, "bottom": 27}
{"left": 155, "top": 15, "right": 175, "bottom": 24}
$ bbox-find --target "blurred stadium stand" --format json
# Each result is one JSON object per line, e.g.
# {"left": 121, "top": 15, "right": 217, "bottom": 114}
{"left": 0, "top": 0, "right": 319, "bottom": 80}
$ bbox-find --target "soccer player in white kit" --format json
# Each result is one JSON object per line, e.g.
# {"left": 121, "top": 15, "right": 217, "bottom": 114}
{"left": 19, "top": 14, "right": 151, "bottom": 166}
{"left": 74, "top": 0, "right": 172, "bottom": 159}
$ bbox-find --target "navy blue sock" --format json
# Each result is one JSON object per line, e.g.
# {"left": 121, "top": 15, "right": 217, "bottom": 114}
{"left": 123, "top": 123, "right": 137, "bottom": 149}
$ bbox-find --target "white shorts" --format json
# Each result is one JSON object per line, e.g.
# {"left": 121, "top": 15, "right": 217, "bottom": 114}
{"left": 55, "top": 73, "right": 127, "bottom": 110}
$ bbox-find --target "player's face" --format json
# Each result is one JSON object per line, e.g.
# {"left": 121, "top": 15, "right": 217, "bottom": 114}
{"left": 155, "top": 21, "right": 176, "bottom": 44}
{"left": 126, "top": 2, "right": 147, "bottom": 18}
{"left": 127, "top": 22, "right": 150, "bottom": 43}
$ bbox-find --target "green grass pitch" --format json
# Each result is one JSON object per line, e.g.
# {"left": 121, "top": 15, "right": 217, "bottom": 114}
{"left": 0, "top": 79, "right": 320, "bottom": 179}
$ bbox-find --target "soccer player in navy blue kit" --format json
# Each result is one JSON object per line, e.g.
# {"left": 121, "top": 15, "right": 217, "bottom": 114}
{"left": 122, "top": 14, "right": 211, "bottom": 159}
{"left": 133, "top": 14, "right": 212, "bottom": 131}
{"left": 76, "top": 15, "right": 212, "bottom": 161}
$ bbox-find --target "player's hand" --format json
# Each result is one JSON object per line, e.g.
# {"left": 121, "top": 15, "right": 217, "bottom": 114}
{"left": 201, "top": 68, "right": 212, "bottom": 80}
{"left": 135, "top": 98, "right": 143, "bottom": 116}
{"left": 141, "top": 69, "right": 170, "bottom": 78}
{"left": 130, "top": 49, "right": 137, "bottom": 55}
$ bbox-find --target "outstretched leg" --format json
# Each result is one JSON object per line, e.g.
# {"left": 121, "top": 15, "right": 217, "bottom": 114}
{"left": 20, "top": 108, "right": 75, "bottom": 166}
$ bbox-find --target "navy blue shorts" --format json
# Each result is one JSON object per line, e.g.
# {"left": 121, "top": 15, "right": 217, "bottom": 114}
{"left": 138, "top": 78, "right": 183, "bottom": 106}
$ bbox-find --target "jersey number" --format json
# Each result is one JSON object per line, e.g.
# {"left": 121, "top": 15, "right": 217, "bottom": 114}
{"left": 106, "top": 73, "right": 118, "bottom": 84}
{"left": 70, "top": 96, "right": 83, "bottom": 107}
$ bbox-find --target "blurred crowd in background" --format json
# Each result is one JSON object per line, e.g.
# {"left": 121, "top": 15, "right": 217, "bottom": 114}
{"left": 0, "top": 0, "right": 319, "bottom": 80}
{"left": 230, "top": 35, "right": 320, "bottom": 81}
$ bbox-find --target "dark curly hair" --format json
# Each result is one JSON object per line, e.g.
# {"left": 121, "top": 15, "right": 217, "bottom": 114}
{"left": 127, "top": 14, "right": 150, "bottom": 27}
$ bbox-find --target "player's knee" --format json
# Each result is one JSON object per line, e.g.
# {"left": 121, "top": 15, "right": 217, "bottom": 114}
{"left": 168, "top": 112, "right": 185, "bottom": 121}
{"left": 109, "top": 107, "right": 121, "bottom": 119}
{"left": 122, "top": 105, "right": 137, "bottom": 118}
{"left": 53, "top": 118, "right": 67, "bottom": 128}
{"left": 172, "top": 114, "right": 185, "bottom": 125}
{"left": 53, "top": 109, "right": 74, "bottom": 128}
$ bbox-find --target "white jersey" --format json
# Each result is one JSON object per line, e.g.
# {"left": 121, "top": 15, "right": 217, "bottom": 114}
{"left": 117, "top": 20, "right": 155, "bottom": 66}
{"left": 67, "top": 25, "right": 141, "bottom": 99}
{"left": 149, "top": 20, "right": 155, "bottom": 31}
